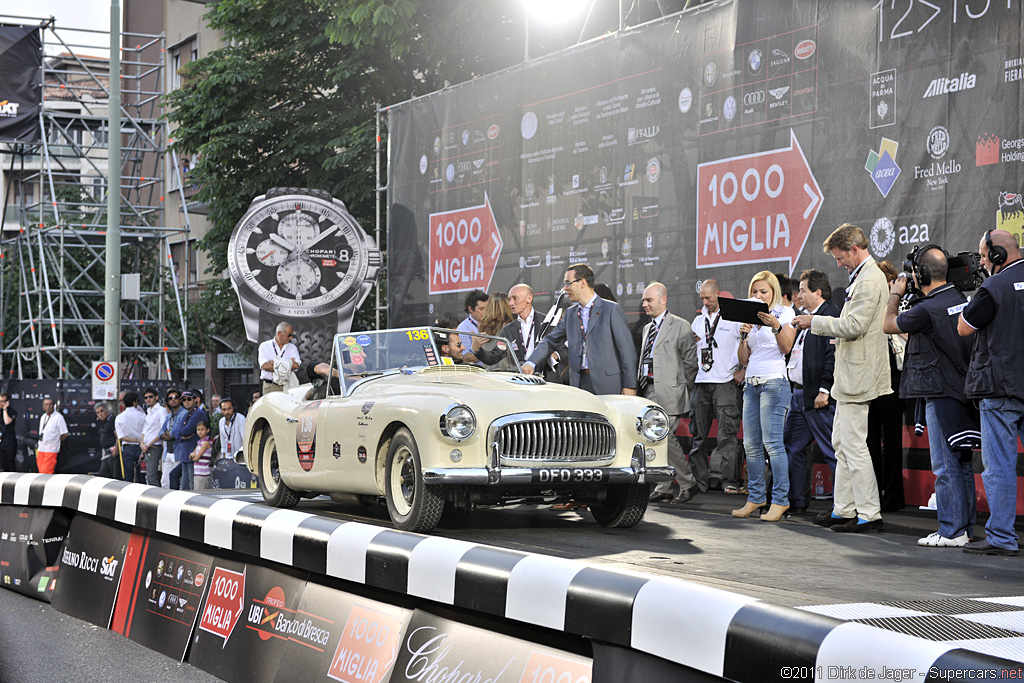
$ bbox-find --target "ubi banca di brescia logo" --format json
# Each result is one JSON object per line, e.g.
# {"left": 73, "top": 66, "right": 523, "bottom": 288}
{"left": 866, "top": 137, "right": 900, "bottom": 198}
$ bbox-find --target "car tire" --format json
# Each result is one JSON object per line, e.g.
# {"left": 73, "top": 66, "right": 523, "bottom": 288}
{"left": 258, "top": 428, "right": 300, "bottom": 508}
{"left": 590, "top": 484, "right": 651, "bottom": 528}
{"left": 384, "top": 428, "right": 444, "bottom": 532}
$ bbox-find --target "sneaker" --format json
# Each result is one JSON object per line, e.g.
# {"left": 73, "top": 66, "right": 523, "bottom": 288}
{"left": 918, "top": 532, "right": 969, "bottom": 548}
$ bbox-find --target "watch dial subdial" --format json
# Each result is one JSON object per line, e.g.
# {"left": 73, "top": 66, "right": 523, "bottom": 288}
{"left": 278, "top": 212, "right": 320, "bottom": 248}
{"left": 276, "top": 259, "right": 321, "bottom": 298}
{"left": 255, "top": 239, "right": 289, "bottom": 267}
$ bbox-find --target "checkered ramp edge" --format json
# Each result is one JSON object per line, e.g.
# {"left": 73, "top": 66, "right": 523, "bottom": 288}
{"left": 800, "top": 598, "right": 1024, "bottom": 667}
{"left": 1, "top": 473, "right": 1020, "bottom": 683}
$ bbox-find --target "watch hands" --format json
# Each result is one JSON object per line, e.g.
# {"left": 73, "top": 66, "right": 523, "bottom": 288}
{"left": 301, "top": 224, "right": 339, "bottom": 251}
{"left": 268, "top": 233, "right": 297, "bottom": 253}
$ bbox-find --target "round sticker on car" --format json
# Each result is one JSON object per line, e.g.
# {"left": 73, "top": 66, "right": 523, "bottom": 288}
{"left": 356, "top": 335, "right": 371, "bottom": 346}
{"left": 357, "top": 446, "right": 367, "bottom": 463}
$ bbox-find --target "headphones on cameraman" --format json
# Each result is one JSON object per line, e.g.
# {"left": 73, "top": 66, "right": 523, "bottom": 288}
{"left": 912, "top": 244, "right": 946, "bottom": 287}
{"left": 985, "top": 230, "right": 1008, "bottom": 268}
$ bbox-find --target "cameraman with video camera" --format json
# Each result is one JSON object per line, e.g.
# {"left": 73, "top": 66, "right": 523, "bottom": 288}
{"left": 957, "top": 229, "right": 1024, "bottom": 556}
{"left": 883, "top": 245, "right": 978, "bottom": 548}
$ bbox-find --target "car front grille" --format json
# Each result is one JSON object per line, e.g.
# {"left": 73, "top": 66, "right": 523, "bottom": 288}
{"left": 492, "top": 414, "right": 616, "bottom": 465}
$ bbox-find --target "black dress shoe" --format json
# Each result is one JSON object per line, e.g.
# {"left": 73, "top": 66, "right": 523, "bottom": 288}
{"left": 672, "top": 485, "right": 700, "bottom": 504}
{"left": 649, "top": 491, "right": 673, "bottom": 503}
{"left": 813, "top": 512, "right": 856, "bottom": 527}
{"left": 963, "top": 540, "right": 1018, "bottom": 556}
{"left": 832, "top": 518, "right": 883, "bottom": 533}
{"left": 788, "top": 505, "right": 809, "bottom": 515}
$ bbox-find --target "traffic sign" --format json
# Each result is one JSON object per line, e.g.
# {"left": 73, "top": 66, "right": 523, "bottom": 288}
{"left": 428, "top": 192, "right": 503, "bottom": 294}
{"left": 696, "top": 129, "right": 823, "bottom": 274}
{"left": 92, "top": 361, "right": 118, "bottom": 400}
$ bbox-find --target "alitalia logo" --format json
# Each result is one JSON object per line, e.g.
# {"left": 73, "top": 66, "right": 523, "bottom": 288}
{"left": 923, "top": 72, "right": 976, "bottom": 98}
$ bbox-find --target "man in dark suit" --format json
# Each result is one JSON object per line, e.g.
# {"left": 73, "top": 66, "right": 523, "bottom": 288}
{"left": 638, "top": 283, "right": 700, "bottom": 503}
{"left": 524, "top": 263, "right": 637, "bottom": 395}
{"left": 785, "top": 269, "right": 841, "bottom": 512}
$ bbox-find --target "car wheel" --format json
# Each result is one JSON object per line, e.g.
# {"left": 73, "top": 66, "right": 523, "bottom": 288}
{"left": 590, "top": 484, "right": 652, "bottom": 528}
{"left": 258, "top": 428, "right": 300, "bottom": 508}
{"left": 384, "top": 428, "right": 444, "bottom": 532}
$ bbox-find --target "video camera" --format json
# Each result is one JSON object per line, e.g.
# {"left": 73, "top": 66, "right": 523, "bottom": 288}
{"left": 902, "top": 244, "right": 987, "bottom": 296}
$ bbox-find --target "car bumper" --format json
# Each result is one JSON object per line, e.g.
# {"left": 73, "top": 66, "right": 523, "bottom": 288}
{"left": 421, "top": 465, "right": 675, "bottom": 486}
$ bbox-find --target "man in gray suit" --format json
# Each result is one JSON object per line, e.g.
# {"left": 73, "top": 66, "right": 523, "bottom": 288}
{"left": 639, "top": 283, "right": 700, "bottom": 503}
{"left": 524, "top": 263, "right": 637, "bottom": 395}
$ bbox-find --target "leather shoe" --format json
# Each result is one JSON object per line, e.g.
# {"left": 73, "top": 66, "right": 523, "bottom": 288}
{"left": 649, "top": 491, "right": 673, "bottom": 503}
{"left": 832, "top": 517, "right": 883, "bottom": 533}
{"left": 672, "top": 485, "right": 700, "bottom": 504}
{"left": 760, "top": 503, "right": 790, "bottom": 522}
{"left": 963, "top": 539, "right": 1018, "bottom": 556}
{"left": 813, "top": 512, "right": 855, "bottom": 528}
{"left": 789, "top": 505, "right": 809, "bottom": 515}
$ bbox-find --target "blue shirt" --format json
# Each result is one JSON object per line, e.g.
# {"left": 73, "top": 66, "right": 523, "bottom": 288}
{"left": 171, "top": 407, "right": 208, "bottom": 463}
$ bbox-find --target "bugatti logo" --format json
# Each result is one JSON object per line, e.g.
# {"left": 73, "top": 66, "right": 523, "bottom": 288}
{"left": 794, "top": 40, "right": 816, "bottom": 60}
{"left": 487, "top": 124, "right": 499, "bottom": 139}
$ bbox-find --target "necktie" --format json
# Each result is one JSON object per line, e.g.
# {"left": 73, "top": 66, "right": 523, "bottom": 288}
{"left": 638, "top": 318, "right": 662, "bottom": 394}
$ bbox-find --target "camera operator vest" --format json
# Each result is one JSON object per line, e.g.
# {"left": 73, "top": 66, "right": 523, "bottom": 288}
{"left": 965, "top": 259, "right": 1024, "bottom": 402}
{"left": 900, "top": 284, "right": 971, "bottom": 401}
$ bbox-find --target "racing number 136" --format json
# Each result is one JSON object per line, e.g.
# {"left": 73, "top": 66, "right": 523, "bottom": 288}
{"left": 406, "top": 330, "right": 429, "bottom": 340}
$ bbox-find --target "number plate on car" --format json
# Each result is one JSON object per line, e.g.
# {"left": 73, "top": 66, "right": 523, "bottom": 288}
{"left": 533, "top": 468, "right": 605, "bottom": 483}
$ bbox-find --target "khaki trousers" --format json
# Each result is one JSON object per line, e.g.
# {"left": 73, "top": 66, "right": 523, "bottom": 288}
{"left": 262, "top": 382, "right": 284, "bottom": 394}
{"left": 831, "top": 400, "right": 882, "bottom": 522}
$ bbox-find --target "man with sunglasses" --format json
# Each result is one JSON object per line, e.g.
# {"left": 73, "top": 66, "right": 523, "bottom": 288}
{"left": 160, "top": 389, "right": 186, "bottom": 488}
{"left": 172, "top": 390, "right": 208, "bottom": 490}
{"left": 258, "top": 322, "right": 301, "bottom": 394}
{"left": 140, "top": 388, "right": 169, "bottom": 487}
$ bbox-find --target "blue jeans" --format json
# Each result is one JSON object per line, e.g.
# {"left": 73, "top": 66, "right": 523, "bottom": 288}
{"left": 118, "top": 443, "right": 142, "bottom": 483}
{"left": 743, "top": 377, "right": 791, "bottom": 505}
{"left": 179, "top": 460, "right": 194, "bottom": 491}
{"left": 785, "top": 387, "right": 838, "bottom": 507}
{"left": 978, "top": 398, "right": 1023, "bottom": 550}
{"left": 926, "top": 399, "right": 977, "bottom": 540}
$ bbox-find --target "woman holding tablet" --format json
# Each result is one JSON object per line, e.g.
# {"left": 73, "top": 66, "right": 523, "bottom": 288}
{"left": 733, "top": 271, "right": 797, "bottom": 521}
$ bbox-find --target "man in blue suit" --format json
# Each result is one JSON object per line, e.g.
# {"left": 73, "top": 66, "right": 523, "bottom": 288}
{"left": 523, "top": 263, "right": 637, "bottom": 396}
{"left": 785, "top": 269, "right": 841, "bottom": 512}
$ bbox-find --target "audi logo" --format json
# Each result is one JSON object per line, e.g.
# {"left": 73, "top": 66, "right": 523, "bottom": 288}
{"left": 743, "top": 91, "right": 766, "bottom": 106}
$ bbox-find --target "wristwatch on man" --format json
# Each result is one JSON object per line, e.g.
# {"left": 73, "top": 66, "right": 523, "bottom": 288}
{"left": 227, "top": 187, "right": 382, "bottom": 360}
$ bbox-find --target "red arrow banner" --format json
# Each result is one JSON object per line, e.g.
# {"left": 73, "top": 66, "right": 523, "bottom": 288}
{"left": 198, "top": 566, "right": 244, "bottom": 647}
{"left": 696, "top": 129, "right": 823, "bottom": 274}
{"left": 428, "top": 192, "right": 504, "bottom": 295}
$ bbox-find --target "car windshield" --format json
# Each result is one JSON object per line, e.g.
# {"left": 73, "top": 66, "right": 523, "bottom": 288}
{"left": 331, "top": 327, "right": 522, "bottom": 387}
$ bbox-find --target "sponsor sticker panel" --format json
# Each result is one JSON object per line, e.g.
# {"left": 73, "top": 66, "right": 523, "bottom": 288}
{"left": 0, "top": 504, "right": 68, "bottom": 602}
{"left": 51, "top": 514, "right": 129, "bottom": 626}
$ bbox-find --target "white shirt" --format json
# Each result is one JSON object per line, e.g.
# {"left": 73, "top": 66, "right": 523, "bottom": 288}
{"left": 142, "top": 403, "right": 169, "bottom": 449}
{"left": 518, "top": 309, "right": 536, "bottom": 357}
{"left": 258, "top": 339, "right": 300, "bottom": 381}
{"left": 691, "top": 307, "right": 743, "bottom": 384}
{"left": 745, "top": 303, "right": 796, "bottom": 379}
{"left": 456, "top": 316, "right": 479, "bottom": 356}
{"left": 115, "top": 406, "right": 147, "bottom": 442}
{"left": 219, "top": 412, "right": 247, "bottom": 459}
{"left": 38, "top": 411, "right": 68, "bottom": 453}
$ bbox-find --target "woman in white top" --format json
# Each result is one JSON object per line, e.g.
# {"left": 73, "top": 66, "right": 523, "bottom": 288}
{"left": 732, "top": 271, "right": 797, "bottom": 521}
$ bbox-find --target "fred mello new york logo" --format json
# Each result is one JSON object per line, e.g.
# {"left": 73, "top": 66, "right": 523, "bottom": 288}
{"left": 866, "top": 138, "right": 901, "bottom": 198}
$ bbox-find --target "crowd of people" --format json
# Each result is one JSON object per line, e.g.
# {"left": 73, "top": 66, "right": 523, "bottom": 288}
{"left": 437, "top": 225, "right": 1022, "bottom": 556}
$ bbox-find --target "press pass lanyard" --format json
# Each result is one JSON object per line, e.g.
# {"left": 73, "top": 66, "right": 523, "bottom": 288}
{"left": 704, "top": 312, "right": 721, "bottom": 349}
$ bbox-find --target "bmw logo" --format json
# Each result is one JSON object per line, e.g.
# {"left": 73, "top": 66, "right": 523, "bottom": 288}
{"left": 748, "top": 48, "right": 763, "bottom": 75}
{"left": 723, "top": 95, "right": 737, "bottom": 121}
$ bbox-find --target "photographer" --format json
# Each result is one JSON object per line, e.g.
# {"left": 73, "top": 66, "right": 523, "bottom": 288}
{"left": 957, "top": 229, "right": 1024, "bottom": 556}
{"left": 883, "top": 245, "right": 977, "bottom": 548}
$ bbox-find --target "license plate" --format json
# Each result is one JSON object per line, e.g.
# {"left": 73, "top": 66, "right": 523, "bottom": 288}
{"left": 533, "top": 468, "right": 605, "bottom": 484}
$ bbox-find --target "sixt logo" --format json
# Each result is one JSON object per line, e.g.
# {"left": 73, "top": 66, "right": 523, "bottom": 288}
{"left": 923, "top": 71, "right": 976, "bottom": 98}
{"left": 0, "top": 101, "right": 20, "bottom": 117}
{"left": 99, "top": 556, "right": 118, "bottom": 578}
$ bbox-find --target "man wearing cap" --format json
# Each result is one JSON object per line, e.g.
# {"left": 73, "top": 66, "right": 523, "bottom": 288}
{"left": 171, "top": 390, "right": 208, "bottom": 490}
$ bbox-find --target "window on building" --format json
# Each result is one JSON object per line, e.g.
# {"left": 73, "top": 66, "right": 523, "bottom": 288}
{"left": 171, "top": 52, "right": 181, "bottom": 90}
{"left": 170, "top": 238, "right": 199, "bottom": 284}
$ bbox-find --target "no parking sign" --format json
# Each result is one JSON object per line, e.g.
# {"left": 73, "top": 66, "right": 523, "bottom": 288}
{"left": 92, "top": 361, "right": 118, "bottom": 400}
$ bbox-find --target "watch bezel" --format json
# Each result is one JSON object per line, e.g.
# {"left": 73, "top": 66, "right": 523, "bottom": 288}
{"left": 227, "top": 192, "right": 376, "bottom": 318}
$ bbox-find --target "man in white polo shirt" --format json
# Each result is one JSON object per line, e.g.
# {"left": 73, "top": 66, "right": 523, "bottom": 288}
{"left": 258, "top": 322, "right": 301, "bottom": 393}
{"left": 36, "top": 397, "right": 68, "bottom": 474}
{"left": 140, "top": 387, "right": 169, "bottom": 487}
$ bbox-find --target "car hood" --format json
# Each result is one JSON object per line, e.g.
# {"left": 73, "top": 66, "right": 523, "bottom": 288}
{"left": 350, "top": 367, "right": 622, "bottom": 415}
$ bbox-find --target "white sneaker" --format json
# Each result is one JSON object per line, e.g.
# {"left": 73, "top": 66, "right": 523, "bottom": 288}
{"left": 917, "top": 532, "right": 969, "bottom": 547}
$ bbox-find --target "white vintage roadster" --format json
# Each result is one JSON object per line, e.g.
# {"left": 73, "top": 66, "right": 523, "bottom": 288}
{"left": 242, "top": 327, "right": 673, "bottom": 532}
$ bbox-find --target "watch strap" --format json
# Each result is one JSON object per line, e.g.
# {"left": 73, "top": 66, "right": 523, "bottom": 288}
{"left": 258, "top": 310, "right": 336, "bottom": 372}
{"left": 266, "top": 187, "right": 334, "bottom": 203}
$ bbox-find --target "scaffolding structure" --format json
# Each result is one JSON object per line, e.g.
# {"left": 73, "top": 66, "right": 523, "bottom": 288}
{"left": 0, "top": 16, "right": 189, "bottom": 380}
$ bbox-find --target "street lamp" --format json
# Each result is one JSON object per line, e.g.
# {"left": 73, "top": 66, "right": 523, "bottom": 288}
{"left": 523, "top": 0, "right": 590, "bottom": 62}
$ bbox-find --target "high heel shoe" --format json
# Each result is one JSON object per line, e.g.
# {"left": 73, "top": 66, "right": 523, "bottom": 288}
{"left": 760, "top": 503, "right": 790, "bottom": 522}
{"left": 731, "top": 501, "right": 766, "bottom": 518}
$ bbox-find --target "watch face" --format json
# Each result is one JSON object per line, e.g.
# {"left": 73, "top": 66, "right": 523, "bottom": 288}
{"left": 228, "top": 193, "right": 375, "bottom": 317}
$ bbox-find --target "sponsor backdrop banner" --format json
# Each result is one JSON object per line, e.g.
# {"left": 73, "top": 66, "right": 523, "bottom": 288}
{"left": 0, "top": 504, "right": 68, "bottom": 601}
{"left": 51, "top": 514, "right": 129, "bottom": 626}
{"left": 387, "top": 0, "right": 1024, "bottom": 321}
{"left": 0, "top": 24, "right": 42, "bottom": 143}
{"left": 110, "top": 530, "right": 213, "bottom": 661}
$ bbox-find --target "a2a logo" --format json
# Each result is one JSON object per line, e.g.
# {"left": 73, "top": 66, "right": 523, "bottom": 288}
{"left": 99, "top": 556, "right": 118, "bottom": 578}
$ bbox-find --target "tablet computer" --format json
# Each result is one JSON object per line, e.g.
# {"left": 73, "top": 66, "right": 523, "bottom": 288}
{"left": 717, "top": 297, "right": 770, "bottom": 325}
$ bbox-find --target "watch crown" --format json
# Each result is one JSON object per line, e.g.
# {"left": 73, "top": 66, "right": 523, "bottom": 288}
{"left": 367, "top": 250, "right": 383, "bottom": 268}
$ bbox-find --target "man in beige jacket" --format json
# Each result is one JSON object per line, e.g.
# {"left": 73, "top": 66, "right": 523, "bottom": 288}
{"left": 794, "top": 224, "right": 891, "bottom": 532}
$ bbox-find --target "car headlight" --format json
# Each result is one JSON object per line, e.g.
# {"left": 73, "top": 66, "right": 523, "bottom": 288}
{"left": 636, "top": 406, "right": 669, "bottom": 442}
{"left": 440, "top": 405, "right": 476, "bottom": 442}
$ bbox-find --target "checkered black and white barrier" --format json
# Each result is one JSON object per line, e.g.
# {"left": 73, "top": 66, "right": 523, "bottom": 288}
{"left": 1, "top": 472, "right": 1019, "bottom": 682}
